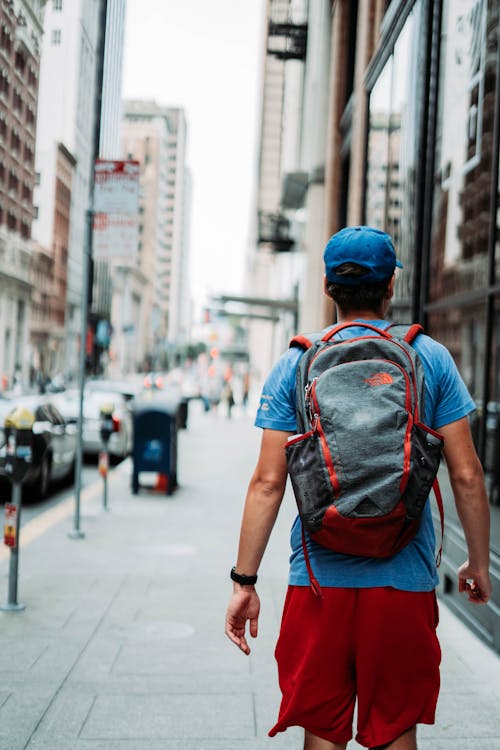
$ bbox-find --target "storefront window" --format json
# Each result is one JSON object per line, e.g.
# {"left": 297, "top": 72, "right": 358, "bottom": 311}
{"left": 365, "top": 1, "right": 424, "bottom": 319}
{"left": 429, "top": 0, "right": 493, "bottom": 304}
{"left": 485, "top": 298, "right": 500, "bottom": 553}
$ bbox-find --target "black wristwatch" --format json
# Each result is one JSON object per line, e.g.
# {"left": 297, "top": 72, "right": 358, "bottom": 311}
{"left": 230, "top": 566, "right": 258, "bottom": 586}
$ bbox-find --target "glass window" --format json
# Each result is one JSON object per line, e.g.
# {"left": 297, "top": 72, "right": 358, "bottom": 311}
{"left": 365, "top": 1, "right": 424, "bottom": 320}
{"left": 429, "top": 0, "right": 492, "bottom": 302}
{"left": 487, "top": 298, "right": 500, "bottom": 480}
{"left": 428, "top": 304, "right": 486, "bottom": 401}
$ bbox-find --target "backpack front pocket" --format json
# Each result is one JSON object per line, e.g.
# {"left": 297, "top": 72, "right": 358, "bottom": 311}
{"left": 403, "top": 422, "right": 444, "bottom": 519}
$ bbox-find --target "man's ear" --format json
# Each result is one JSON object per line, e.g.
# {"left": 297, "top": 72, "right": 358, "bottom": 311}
{"left": 386, "top": 274, "right": 396, "bottom": 299}
{"left": 323, "top": 276, "right": 331, "bottom": 298}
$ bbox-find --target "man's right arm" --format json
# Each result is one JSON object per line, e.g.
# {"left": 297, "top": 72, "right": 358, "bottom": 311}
{"left": 439, "top": 416, "right": 492, "bottom": 604}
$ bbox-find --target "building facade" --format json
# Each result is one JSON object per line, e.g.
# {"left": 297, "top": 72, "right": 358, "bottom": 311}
{"left": 118, "top": 101, "right": 191, "bottom": 372}
{"left": 31, "top": 141, "right": 75, "bottom": 379}
{"left": 118, "top": 101, "right": 169, "bottom": 372}
{"left": 249, "top": 0, "right": 500, "bottom": 651}
{"left": 0, "top": 0, "right": 45, "bottom": 389}
{"left": 164, "top": 107, "right": 190, "bottom": 351}
{"left": 98, "top": 0, "right": 125, "bottom": 160}
{"left": 32, "top": 0, "right": 103, "bottom": 381}
{"left": 90, "top": 0, "right": 127, "bottom": 374}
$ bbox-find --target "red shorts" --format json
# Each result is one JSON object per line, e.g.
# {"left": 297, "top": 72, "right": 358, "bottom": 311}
{"left": 269, "top": 586, "right": 441, "bottom": 748}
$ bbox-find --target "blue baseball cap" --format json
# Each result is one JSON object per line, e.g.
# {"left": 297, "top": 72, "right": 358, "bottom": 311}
{"left": 324, "top": 226, "right": 403, "bottom": 285}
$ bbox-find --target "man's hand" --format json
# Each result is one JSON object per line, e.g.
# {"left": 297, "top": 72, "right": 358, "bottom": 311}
{"left": 458, "top": 561, "right": 492, "bottom": 604}
{"left": 225, "top": 587, "right": 260, "bottom": 655}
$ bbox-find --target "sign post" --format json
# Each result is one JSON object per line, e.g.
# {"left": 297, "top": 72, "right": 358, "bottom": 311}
{"left": 70, "top": 160, "right": 139, "bottom": 539}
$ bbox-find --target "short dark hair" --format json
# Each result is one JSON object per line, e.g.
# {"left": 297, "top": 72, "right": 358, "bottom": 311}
{"left": 325, "top": 262, "right": 392, "bottom": 313}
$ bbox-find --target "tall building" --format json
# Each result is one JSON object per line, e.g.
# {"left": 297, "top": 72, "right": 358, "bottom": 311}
{"left": 0, "top": 0, "right": 45, "bottom": 388}
{"left": 117, "top": 101, "right": 169, "bottom": 372}
{"left": 98, "top": 0, "right": 125, "bottom": 160}
{"left": 247, "top": 0, "right": 330, "bottom": 382}
{"left": 32, "top": 0, "right": 104, "bottom": 381}
{"left": 90, "top": 0, "right": 127, "bottom": 374}
{"left": 31, "top": 142, "right": 76, "bottom": 378}
{"left": 163, "top": 107, "right": 190, "bottom": 350}
{"left": 118, "top": 101, "right": 190, "bottom": 372}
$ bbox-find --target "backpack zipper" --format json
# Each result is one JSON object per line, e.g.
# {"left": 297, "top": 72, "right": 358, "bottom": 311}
{"left": 307, "top": 336, "right": 421, "bottom": 421}
{"left": 309, "top": 382, "right": 341, "bottom": 496}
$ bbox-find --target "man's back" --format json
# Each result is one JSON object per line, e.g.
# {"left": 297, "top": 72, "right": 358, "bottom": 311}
{"left": 255, "top": 318, "right": 475, "bottom": 591}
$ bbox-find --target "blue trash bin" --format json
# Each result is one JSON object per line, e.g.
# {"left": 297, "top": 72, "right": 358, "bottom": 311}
{"left": 131, "top": 401, "right": 179, "bottom": 495}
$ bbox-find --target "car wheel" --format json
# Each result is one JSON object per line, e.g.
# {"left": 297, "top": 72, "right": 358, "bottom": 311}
{"left": 36, "top": 455, "right": 51, "bottom": 499}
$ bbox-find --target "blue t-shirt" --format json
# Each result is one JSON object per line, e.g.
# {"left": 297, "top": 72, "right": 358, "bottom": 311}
{"left": 255, "top": 320, "right": 476, "bottom": 591}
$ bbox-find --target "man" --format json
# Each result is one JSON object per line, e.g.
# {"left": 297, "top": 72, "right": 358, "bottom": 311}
{"left": 225, "top": 226, "right": 492, "bottom": 750}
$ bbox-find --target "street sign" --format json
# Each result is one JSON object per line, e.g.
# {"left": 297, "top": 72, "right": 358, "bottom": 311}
{"left": 93, "top": 160, "right": 140, "bottom": 214}
{"left": 93, "top": 213, "right": 138, "bottom": 259}
{"left": 93, "top": 159, "right": 140, "bottom": 260}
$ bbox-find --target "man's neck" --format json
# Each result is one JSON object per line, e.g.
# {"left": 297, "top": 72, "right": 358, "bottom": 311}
{"left": 336, "top": 309, "right": 385, "bottom": 323}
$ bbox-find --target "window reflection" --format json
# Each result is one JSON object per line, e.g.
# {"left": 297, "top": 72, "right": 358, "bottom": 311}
{"left": 365, "top": 59, "right": 392, "bottom": 233}
{"left": 429, "top": 0, "right": 492, "bottom": 302}
{"left": 483, "top": 298, "right": 500, "bottom": 553}
{"left": 365, "top": 2, "right": 423, "bottom": 318}
{"left": 427, "top": 0, "right": 499, "bottom": 508}
{"left": 485, "top": 299, "right": 500, "bottom": 506}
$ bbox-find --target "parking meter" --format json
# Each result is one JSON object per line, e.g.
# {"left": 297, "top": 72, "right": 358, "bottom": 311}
{"left": 99, "top": 403, "right": 115, "bottom": 446}
{"left": 99, "top": 403, "right": 116, "bottom": 511}
{"left": 1, "top": 406, "right": 35, "bottom": 612}
{"left": 4, "top": 407, "right": 35, "bottom": 484}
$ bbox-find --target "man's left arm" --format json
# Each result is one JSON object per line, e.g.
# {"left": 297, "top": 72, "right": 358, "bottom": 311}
{"left": 225, "top": 428, "right": 292, "bottom": 655}
{"left": 440, "top": 417, "right": 492, "bottom": 604}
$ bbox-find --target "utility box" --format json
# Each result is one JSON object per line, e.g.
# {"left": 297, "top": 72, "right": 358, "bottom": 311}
{"left": 131, "top": 401, "right": 179, "bottom": 495}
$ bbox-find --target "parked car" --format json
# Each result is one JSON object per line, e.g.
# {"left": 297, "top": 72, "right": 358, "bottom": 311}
{"left": 0, "top": 395, "right": 78, "bottom": 499}
{"left": 85, "top": 378, "right": 143, "bottom": 405}
{"left": 53, "top": 388, "right": 132, "bottom": 460}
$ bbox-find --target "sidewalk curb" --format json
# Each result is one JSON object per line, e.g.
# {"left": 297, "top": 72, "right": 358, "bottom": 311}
{"left": 0, "top": 461, "right": 129, "bottom": 564}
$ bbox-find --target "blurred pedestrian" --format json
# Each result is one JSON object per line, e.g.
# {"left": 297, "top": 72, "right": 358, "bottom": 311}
{"left": 242, "top": 369, "right": 250, "bottom": 411}
{"left": 223, "top": 381, "right": 235, "bottom": 419}
{"left": 225, "top": 226, "right": 491, "bottom": 750}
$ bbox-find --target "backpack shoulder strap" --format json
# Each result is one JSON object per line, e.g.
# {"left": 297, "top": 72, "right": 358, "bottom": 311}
{"left": 289, "top": 332, "right": 323, "bottom": 350}
{"left": 289, "top": 331, "right": 323, "bottom": 434}
{"left": 386, "top": 322, "right": 424, "bottom": 344}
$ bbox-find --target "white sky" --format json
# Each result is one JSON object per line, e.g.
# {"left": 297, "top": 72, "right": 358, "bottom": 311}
{"left": 122, "top": 0, "right": 265, "bottom": 309}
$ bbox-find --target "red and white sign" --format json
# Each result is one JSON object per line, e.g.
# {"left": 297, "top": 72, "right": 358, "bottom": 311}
{"left": 4, "top": 503, "right": 16, "bottom": 547}
{"left": 93, "top": 213, "right": 138, "bottom": 259}
{"left": 98, "top": 451, "right": 109, "bottom": 477}
{"left": 93, "top": 160, "right": 140, "bottom": 214}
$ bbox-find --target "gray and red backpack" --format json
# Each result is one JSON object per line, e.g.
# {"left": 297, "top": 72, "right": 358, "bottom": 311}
{"left": 286, "top": 322, "right": 444, "bottom": 595}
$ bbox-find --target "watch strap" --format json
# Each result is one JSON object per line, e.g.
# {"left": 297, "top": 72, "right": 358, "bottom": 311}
{"left": 230, "top": 566, "right": 258, "bottom": 586}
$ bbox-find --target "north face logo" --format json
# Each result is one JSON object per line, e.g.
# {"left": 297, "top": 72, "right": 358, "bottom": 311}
{"left": 364, "top": 372, "right": 394, "bottom": 386}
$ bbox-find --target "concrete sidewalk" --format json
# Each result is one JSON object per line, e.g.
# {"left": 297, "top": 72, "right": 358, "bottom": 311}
{"left": 0, "top": 402, "right": 499, "bottom": 750}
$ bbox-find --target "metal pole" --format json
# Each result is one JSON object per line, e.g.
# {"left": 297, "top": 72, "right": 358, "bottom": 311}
{"left": 69, "top": 0, "right": 108, "bottom": 536}
{"left": 102, "top": 450, "right": 109, "bottom": 511}
{"left": 0, "top": 483, "right": 26, "bottom": 611}
{"left": 69, "top": 209, "right": 92, "bottom": 539}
